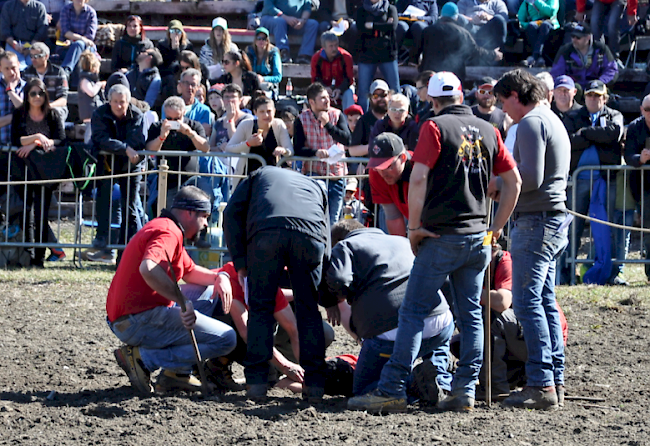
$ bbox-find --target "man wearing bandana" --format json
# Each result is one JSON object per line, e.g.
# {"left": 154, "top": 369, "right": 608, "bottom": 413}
{"left": 106, "top": 186, "right": 237, "bottom": 395}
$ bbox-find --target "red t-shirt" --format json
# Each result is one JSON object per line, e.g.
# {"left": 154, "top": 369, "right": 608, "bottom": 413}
{"left": 369, "top": 151, "right": 413, "bottom": 220}
{"left": 218, "top": 262, "right": 288, "bottom": 314}
{"left": 494, "top": 250, "right": 513, "bottom": 291}
{"left": 413, "top": 121, "right": 517, "bottom": 175}
{"left": 106, "top": 217, "right": 195, "bottom": 322}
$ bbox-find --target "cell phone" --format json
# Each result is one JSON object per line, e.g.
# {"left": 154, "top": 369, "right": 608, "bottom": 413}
{"left": 169, "top": 121, "right": 180, "bottom": 130}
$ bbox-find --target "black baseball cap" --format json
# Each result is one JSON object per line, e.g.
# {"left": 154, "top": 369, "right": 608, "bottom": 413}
{"left": 368, "top": 132, "right": 406, "bottom": 170}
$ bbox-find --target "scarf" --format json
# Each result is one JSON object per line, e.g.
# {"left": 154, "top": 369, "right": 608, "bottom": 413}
{"left": 363, "top": 0, "right": 389, "bottom": 17}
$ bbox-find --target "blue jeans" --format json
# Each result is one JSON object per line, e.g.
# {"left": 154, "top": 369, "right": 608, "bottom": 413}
{"left": 525, "top": 20, "right": 554, "bottom": 58}
{"left": 311, "top": 176, "right": 345, "bottom": 225}
{"left": 245, "top": 229, "right": 327, "bottom": 388}
{"left": 474, "top": 15, "right": 508, "bottom": 51}
{"left": 377, "top": 233, "right": 490, "bottom": 399}
{"left": 354, "top": 318, "right": 454, "bottom": 396}
{"left": 60, "top": 40, "right": 92, "bottom": 75}
{"left": 357, "top": 61, "right": 400, "bottom": 112}
{"left": 341, "top": 88, "right": 355, "bottom": 110}
{"left": 395, "top": 20, "right": 428, "bottom": 55}
{"left": 5, "top": 43, "right": 31, "bottom": 70}
{"left": 591, "top": 0, "right": 625, "bottom": 56}
{"left": 260, "top": 15, "right": 318, "bottom": 56}
{"left": 510, "top": 213, "right": 568, "bottom": 387}
{"left": 108, "top": 303, "right": 237, "bottom": 374}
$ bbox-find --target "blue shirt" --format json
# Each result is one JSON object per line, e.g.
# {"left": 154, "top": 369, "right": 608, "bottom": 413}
{"left": 59, "top": 2, "right": 98, "bottom": 40}
{"left": 0, "top": 77, "right": 25, "bottom": 144}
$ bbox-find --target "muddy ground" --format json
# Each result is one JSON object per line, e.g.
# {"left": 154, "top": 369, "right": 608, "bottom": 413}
{"left": 0, "top": 271, "right": 649, "bottom": 446}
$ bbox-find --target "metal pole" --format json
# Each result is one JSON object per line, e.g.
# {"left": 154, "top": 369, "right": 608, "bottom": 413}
{"left": 157, "top": 159, "right": 169, "bottom": 217}
{"left": 485, "top": 198, "right": 493, "bottom": 407}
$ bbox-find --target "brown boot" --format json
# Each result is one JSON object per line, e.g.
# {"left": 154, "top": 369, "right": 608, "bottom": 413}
{"left": 205, "top": 357, "right": 245, "bottom": 392}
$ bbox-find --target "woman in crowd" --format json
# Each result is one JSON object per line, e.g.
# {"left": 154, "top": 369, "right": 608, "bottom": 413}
{"left": 157, "top": 50, "right": 210, "bottom": 111}
{"left": 77, "top": 50, "right": 105, "bottom": 122}
{"left": 214, "top": 50, "right": 261, "bottom": 107}
{"left": 355, "top": 0, "right": 399, "bottom": 112}
{"left": 111, "top": 14, "right": 154, "bottom": 72}
{"left": 245, "top": 27, "right": 283, "bottom": 93}
{"left": 11, "top": 79, "right": 66, "bottom": 267}
{"left": 156, "top": 19, "right": 194, "bottom": 77}
{"left": 207, "top": 86, "right": 225, "bottom": 119}
{"left": 200, "top": 17, "right": 239, "bottom": 82}
{"left": 226, "top": 95, "right": 292, "bottom": 187}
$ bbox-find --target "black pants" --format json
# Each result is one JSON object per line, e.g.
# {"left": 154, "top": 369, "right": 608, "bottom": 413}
{"left": 244, "top": 229, "right": 327, "bottom": 388}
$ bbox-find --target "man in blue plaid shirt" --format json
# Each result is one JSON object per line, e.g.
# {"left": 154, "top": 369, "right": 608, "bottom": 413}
{"left": 58, "top": 0, "right": 98, "bottom": 76}
{"left": 0, "top": 51, "right": 25, "bottom": 145}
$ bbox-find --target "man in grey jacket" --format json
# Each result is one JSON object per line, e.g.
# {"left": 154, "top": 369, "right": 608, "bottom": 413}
{"left": 491, "top": 69, "right": 570, "bottom": 411}
{"left": 325, "top": 219, "right": 454, "bottom": 402}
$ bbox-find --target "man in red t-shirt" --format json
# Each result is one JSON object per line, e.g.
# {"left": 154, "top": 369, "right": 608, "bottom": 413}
{"left": 107, "top": 186, "right": 236, "bottom": 395}
{"left": 368, "top": 132, "right": 412, "bottom": 236}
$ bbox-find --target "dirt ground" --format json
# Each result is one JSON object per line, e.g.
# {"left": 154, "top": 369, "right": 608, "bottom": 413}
{"left": 0, "top": 272, "right": 649, "bottom": 446}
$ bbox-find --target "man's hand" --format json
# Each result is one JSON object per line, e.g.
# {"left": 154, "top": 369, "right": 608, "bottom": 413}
{"left": 180, "top": 300, "right": 197, "bottom": 330}
{"left": 326, "top": 305, "right": 341, "bottom": 326}
{"left": 177, "top": 121, "right": 194, "bottom": 137}
{"left": 237, "top": 267, "right": 247, "bottom": 289}
{"left": 315, "top": 148, "right": 329, "bottom": 159}
{"left": 273, "top": 147, "right": 288, "bottom": 157}
{"left": 170, "top": 32, "right": 180, "bottom": 50}
{"left": 294, "top": 18, "right": 306, "bottom": 30}
{"left": 494, "top": 48, "right": 503, "bottom": 61}
{"left": 365, "top": 21, "right": 373, "bottom": 29}
{"left": 225, "top": 101, "right": 238, "bottom": 120}
{"left": 332, "top": 89, "right": 341, "bottom": 101}
{"left": 408, "top": 227, "right": 439, "bottom": 255}
{"left": 316, "top": 111, "right": 329, "bottom": 126}
{"left": 284, "top": 15, "right": 300, "bottom": 27}
{"left": 283, "top": 363, "right": 305, "bottom": 383}
{"left": 487, "top": 176, "right": 501, "bottom": 201}
{"left": 641, "top": 148, "right": 650, "bottom": 164}
{"left": 486, "top": 226, "right": 502, "bottom": 242}
{"left": 125, "top": 146, "right": 141, "bottom": 164}
{"left": 257, "top": 73, "right": 265, "bottom": 84}
{"left": 213, "top": 273, "right": 233, "bottom": 314}
{"left": 160, "top": 119, "right": 174, "bottom": 140}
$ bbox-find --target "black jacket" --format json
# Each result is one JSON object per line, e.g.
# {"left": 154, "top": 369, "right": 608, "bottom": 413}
{"left": 624, "top": 116, "right": 650, "bottom": 202}
{"left": 223, "top": 166, "right": 329, "bottom": 272}
{"left": 355, "top": 4, "right": 399, "bottom": 63}
{"left": 11, "top": 107, "right": 65, "bottom": 147}
{"left": 214, "top": 70, "right": 261, "bottom": 96}
{"left": 111, "top": 34, "right": 154, "bottom": 72}
{"left": 420, "top": 17, "right": 493, "bottom": 83}
{"left": 90, "top": 103, "right": 145, "bottom": 174}
{"left": 155, "top": 38, "right": 194, "bottom": 76}
{"left": 563, "top": 104, "right": 624, "bottom": 175}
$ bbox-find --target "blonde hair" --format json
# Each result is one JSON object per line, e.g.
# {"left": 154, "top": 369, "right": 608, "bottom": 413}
{"left": 389, "top": 93, "right": 410, "bottom": 110}
{"left": 209, "top": 26, "right": 233, "bottom": 64}
{"left": 79, "top": 50, "right": 100, "bottom": 73}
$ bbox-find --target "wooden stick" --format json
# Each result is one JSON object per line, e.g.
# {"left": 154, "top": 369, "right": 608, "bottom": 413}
{"left": 484, "top": 199, "right": 493, "bottom": 407}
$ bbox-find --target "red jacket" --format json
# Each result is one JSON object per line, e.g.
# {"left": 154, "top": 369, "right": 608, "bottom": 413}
{"left": 311, "top": 47, "right": 355, "bottom": 92}
{"left": 577, "top": 0, "right": 636, "bottom": 15}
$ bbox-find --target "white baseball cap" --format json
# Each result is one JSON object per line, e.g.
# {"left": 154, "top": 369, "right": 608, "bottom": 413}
{"left": 212, "top": 17, "right": 228, "bottom": 30}
{"left": 428, "top": 71, "right": 463, "bottom": 97}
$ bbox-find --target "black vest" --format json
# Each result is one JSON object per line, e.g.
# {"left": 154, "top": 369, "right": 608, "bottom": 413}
{"left": 423, "top": 104, "right": 498, "bottom": 235}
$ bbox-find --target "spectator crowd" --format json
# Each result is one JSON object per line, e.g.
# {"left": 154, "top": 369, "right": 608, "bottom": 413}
{"left": 0, "top": 0, "right": 649, "bottom": 412}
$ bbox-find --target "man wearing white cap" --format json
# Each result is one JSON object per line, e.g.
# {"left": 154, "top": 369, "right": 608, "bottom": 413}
{"left": 348, "top": 71, "right": 521, "bottom": 413}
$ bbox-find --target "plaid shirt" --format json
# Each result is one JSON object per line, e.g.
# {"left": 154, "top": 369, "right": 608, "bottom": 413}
{"left": 299, "top": 108, "right": 347, "bottom": 177}
{"left": 59, "top": 2, "right": 97, "bottom": 40}
{"left": 0, "top": 77, "right": 25, "bottom": 145}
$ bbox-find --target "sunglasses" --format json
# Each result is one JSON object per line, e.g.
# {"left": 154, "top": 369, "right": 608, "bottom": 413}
{"left": 478, "top": 88, "right": 493, "bottom": 95}
{"left": 372, "top": 93, "right": 388, "bottom": 100}
{"left": 389, "top": 107, "right": 407, "bottom": 113}
{"left": 169, "top": 28, "right": 182, "bottom": 35}
{"left": 29, "top": 90, "right": 45, "bottom": 98}
{"left": 256, "top": 35, "right": 268, "bottom": 41}
{"left": 31, "top": 53, "right": 46, "bottom": 59}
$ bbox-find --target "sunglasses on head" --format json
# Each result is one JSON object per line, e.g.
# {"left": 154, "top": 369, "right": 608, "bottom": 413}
{"left": 29, "top": 90, "right": 45, "bottom": 98}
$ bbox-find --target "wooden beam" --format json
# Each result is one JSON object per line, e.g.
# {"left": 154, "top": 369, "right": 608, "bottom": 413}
{"left": 87, "top": 0, "right": 130, "bottom": 13}
{"left": 131, "top": 1, "right": 255, "bottom": 16}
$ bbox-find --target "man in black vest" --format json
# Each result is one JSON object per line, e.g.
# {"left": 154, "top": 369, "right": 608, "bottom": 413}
{"left": 348, "top": 71, "right": 521, "bottom": 414}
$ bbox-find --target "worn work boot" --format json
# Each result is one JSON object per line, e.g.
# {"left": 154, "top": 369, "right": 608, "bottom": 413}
{"left": 412, "top": 360, "right": 445, "bottom": 406}
{"left": 302, "top": 386, "right": 325, "bottom": 405}
{"left": 556, "top": 384, "right": 565, "bottom": 408}
{"left": 246, "top": 383, "right": 269, "bottom": 402}
{"left": 437, "top": 393, "right": 475, "bottom": 412}
{"left": 502, "top": 386, "right": 559, "bottom": 411}
{"left": 347, "top": 389, "right": 407, "bottom": 414}
{"left": 155, "top": 370, "right": 204, "bottom": 393}
{"left": 114, "top": 345, "right": 152, "bottom": 395}
{"left": 205, "top": 357, "right": 245, "bottom": 392}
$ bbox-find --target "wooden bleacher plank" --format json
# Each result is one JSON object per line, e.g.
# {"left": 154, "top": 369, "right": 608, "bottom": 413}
{"left": 131, "top": 0, "right": 256, "bottom": 16}
{"left": 88, "top": 0, "right": 130, "bottom": 13}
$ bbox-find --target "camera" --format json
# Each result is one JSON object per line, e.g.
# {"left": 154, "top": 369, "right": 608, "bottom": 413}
{"left": 169, "top": 121, "right": 180, "bottom": 130}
